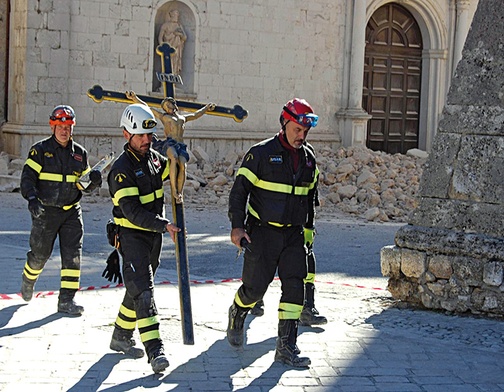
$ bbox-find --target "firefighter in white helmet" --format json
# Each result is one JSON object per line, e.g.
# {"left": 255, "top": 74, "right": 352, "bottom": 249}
{"left": 105, "top": 103, "right": 180, "bottom": 374}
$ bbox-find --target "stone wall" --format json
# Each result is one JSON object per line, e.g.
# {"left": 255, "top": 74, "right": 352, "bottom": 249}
{"left": 380, "top": 0, "right": 504, "bottom": 316}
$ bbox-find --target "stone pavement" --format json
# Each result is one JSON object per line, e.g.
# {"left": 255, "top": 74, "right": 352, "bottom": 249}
{"left": 1, "top": 192, "right": 504, "bottom": 391}
{"left": 2, "top": 267, "right": 504, "bottom": 391}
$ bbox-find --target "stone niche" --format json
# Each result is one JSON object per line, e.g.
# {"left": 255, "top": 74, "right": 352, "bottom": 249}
{"left": 380, "top": 0, "right": 504, "bottom": 316}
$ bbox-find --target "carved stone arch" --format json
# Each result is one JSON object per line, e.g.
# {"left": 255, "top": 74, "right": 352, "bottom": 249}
{"left": 153, "top": 1, "right": 197, "bottom": 96}
{"left": 365, "top": 0, "right": 449, "bottom": 151}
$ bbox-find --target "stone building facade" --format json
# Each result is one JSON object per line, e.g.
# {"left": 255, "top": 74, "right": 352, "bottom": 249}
{"left": 0, "top": 0, "right": 477, "bottom": 160}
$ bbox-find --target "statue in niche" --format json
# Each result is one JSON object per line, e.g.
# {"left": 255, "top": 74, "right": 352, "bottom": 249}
{"left": 125, "top": 90, "right": 215, "bottom": 204}
{"left": 158, "top": 9, "right": 187, "bottom": 76}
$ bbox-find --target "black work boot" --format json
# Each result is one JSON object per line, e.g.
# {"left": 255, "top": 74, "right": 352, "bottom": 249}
{"left": 57, "top": 299, "right": 84, "bottom": 316}
{"left": 274, "top": 319, "right": 311, "bottom": 368}
{"left": 110, "top": 327, "right": 144, "bottom": 358}
{"left": 299, "top": 283, "right": 327, "bottom": 326}
{"left": 250, "top": 299, "right": 264, "bottom": 316}
{"left": 226, "top": 301, "right": 249, "bottom": 348}
{"left": 20, "top": 276, "right": 35, "bottom": 302}
{"left": 148, "top": 346, "right": 169, "bottom": 374}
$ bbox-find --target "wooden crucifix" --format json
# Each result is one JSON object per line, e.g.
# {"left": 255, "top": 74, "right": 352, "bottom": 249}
{"left": 88, "top": 43, "right": 248, "bottom": 345}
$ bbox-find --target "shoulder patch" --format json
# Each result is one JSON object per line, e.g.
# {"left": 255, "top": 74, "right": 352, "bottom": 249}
{"left": 245, "top": 153, "right": 254, "bottom": 162}
{"left": 114, "top": 173, "right": 127, "bottom": 183}
{"left": 30, "top": 148, "right": 37, "bottom": 156}
{"left": 269, "top": 155, "right": 283, "bottom": 164}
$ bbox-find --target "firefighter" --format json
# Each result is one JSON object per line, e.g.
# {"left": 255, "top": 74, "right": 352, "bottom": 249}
{"left": 20, "top": 105, "right": 102, "bottom": 315}
{"left": 227, "top": 98, "right": 319, "bottom": 368}
{"left": 105, "top": 103, "right": 180, "bottom": 374}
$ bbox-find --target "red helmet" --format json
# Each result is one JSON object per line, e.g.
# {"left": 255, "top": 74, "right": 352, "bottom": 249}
{"left": 280, "top": 98, "right": 318, "bottom": 128}
{"left": 49, "top": 105, "right": 76, "bottom": 126}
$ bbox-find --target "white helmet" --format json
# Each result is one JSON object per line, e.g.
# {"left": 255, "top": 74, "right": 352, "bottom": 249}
{"left": 120, "top": 104, "right": 157, "bottom": 134}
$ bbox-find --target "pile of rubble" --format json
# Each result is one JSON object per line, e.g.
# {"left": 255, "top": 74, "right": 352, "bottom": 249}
{"left": 183, "top": 144, "right": 427, "bottom": 223}
{"left": 0, "top": 145, "right": 427, "bottom": 223}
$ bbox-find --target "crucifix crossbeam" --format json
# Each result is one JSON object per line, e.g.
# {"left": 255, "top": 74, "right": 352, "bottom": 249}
{"left": 88, "top": 44, "right": 248, "bottom": 123}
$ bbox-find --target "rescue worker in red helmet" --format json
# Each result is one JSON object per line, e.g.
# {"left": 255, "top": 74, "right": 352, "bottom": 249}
{"left": 106, "top": 103, "right": 180, "bottom": 374}
{"left": 250, "top": 101, "right": 328, "bottom": 326}
{"left": 227, "top": 98, "right": 319, "bottom": 368}
{"left": 20, "top": 105, "right": 102, "bottom": 315}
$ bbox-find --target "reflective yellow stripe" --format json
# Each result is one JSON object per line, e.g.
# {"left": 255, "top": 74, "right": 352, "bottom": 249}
{"left": 23, "top": 270, "right": 38, "bottom": 280}
{"left": 139, "top": 188, "right": 164, "bottom": 204}
{"left": 61, "top": 281, "right": 80, "bottom": 290}
{"left": 140, "top": 329, "right": 160, "bottom": 342}
{"left": 25, "top": 159, "right": 42, "bottom": 173}
{"left": 234, "top": 293, "right": 254, "bottom": 309}
{"left": 119, "top": 304, "right": 136, "bottom": 319}
{"left": 304, "top": 272, "right": 315, "bottom": 285}
{"left": 39, "top": 172, "right": 64, "bottom": 182}
{"left": 114, "top": 217, "right": 156, "bottom": 232}
{"left": 66, "top": 175, "right": 78, "bottom": 182}
{"left": 112, "top": 187, "right": 140, "bottom": 206}
{"left": 82, "top": 166, "right": 91, "bottom": 176}
{"left": 237, "top": 166, "right": 318, "bottom": 195}
{"left": 115, "top": 317, "right": 136, "bottom": 330}
{"left": 137, "top": 315, "right": 159, "bottom": 329}
{"left": 61, "top": 269, "right": 81, "bottom": 278}
{"left": 24, "top": 262, "right": 42, "bottom": 275}
{"left": 62, "top": 201, "right": 79, "bottom": 210}
{"left": 247, "top": 205, "right": 292, "bottom": 227}
{"left": 161, "top": 163, "right": 170, "bottom": 181}
{"left": 278, "top": 302, "right": 303, "bottom": 320}
{"left": 237, "top": 167, "right": 292, "bottom": 193}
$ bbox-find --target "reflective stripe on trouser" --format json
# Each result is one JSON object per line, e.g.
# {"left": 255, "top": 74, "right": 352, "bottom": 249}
{"left": 115, "top": 303, "right": 137, "bottom": 331}
{"left": 118, "top": 228, "right": 163, "bottom": 354}
{"left": 304, "top": 249, "right": 316, "bottom": 285}
{"left": 25, "top": 205, "right": 83, "bottom": 301}
{"left": 236, "top": 223, "right": 307, "bottom": 320}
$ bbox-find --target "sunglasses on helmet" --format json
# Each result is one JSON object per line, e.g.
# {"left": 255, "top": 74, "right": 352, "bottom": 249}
{"left": 50, "top": 108, "right": 75, "bottom": 122}
{"left": 283, "top": 106, "right": 318, "bottom": 128}
{"left": 142, "top": 119, "right": 157, "bottom": 129}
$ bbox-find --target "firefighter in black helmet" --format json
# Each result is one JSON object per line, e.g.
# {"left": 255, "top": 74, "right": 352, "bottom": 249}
{"left": 227, "top": 98, "right": 320, "bottom": 368}
{"left": 20, "top": 105, "right": 102, "bottom": 315}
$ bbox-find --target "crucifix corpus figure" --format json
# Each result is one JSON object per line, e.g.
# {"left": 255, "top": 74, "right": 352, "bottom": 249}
{"left": 125, "top": 90, "right": 215, "bottom": 204}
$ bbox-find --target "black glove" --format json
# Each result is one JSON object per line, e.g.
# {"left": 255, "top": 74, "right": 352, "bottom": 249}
{"left": 89, "top": 169, "right": 102, "bottom": 187}
{"left": 102, "top": 249, "right": 123, "bottom": 284}
{"left": 28, "top": 197, "right": 45, "bottom": 218}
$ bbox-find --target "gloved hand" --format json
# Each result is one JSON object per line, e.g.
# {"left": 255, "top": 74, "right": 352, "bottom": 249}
{"left": 89, "top": 169, "right": 102, "bottom": 187}
{"left": 28, "top": 197, "right": 45, "bottom": 218}
{"left": 102, "top": 249, "right": 123, "bottom": 284}
{"left": 304, "top": 227, "right": 315, "bottom": 249}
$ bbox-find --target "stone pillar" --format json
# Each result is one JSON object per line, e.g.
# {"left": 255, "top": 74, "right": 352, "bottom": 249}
{"left": 381, "top": 0, "right": 504, "bottom": 316}
{"left": 336, "top": 0, "right": 371, "bottom": 147}
{"left": 453, "top": 0, "right": 472, "bottom": 71}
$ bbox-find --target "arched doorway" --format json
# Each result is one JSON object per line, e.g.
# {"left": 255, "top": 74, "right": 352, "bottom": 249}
{"left": 363, "top": 3, "right": 423, "bottom": 154}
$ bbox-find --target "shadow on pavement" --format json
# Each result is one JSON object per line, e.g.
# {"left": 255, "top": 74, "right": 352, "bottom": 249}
{"left": 0, "top": 309, "right": 64, "bottom": 338}
{"left": 67, "top": 353, "right": 125, "bottom": 392}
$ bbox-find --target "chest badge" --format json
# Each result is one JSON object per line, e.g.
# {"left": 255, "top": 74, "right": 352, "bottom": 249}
{"left": 269, "top": 155, "right": 283, "bottom": 164}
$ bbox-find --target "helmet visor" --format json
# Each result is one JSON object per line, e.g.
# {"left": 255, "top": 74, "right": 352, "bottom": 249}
{"left": 142, "top": 118, "right": 157, "bottom": 130}
{"left": 283, "top": 105, "right": 318, "bottom": 128}
{"left": 297, "top": 113, "right": 318, "bottom": 128}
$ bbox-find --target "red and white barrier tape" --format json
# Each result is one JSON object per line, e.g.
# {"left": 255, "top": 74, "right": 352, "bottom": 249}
{"left": 0, "top": 277, "right": 385, "bottom": 300}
